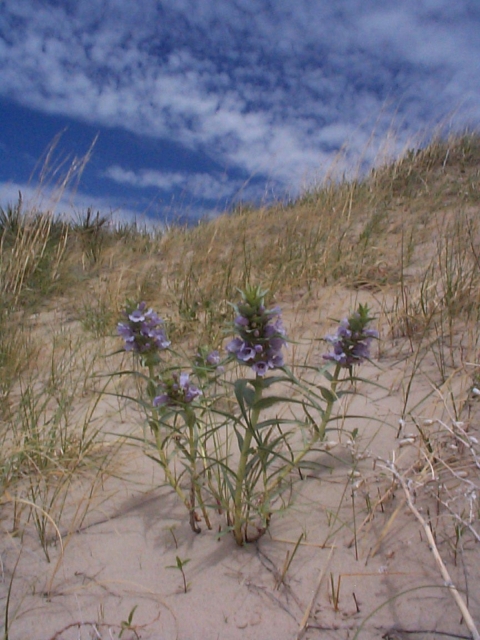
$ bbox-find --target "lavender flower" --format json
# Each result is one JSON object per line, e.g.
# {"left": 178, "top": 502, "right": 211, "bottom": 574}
{"left": 226, "top": 286, "right": 287, "bottom": 376}
{"left": 205, "top": 350, "right": 221, "bottom": 366}
{"left": 117, "top": 301, "right": 170, "bottom": 356}
{"left": 193, "top": 347, "right": 225, "bottom": 383}
{"left": 153, "top": 372, "right": 202, "bottom": 407}
{"left": 323, "top": 304, "right": 378, "bottom": 368}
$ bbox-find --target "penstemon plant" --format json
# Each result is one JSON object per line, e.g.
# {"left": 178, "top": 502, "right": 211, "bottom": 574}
{"left": 117, "top": 301, "right": 203, "bottom": 532}
{"left": 116, "top": 291, "right": 378, "bottom": 546}
{"left": 151, "top": 370, "right": 210, "bottom": 533}
{"left": 265, "top": 302, "right": 379, "bottom": 493}
{"left": 222, "top": 285, "right": 291, "bottom": 544}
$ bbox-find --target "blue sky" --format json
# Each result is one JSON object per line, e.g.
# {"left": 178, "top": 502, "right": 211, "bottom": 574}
{"left": 1, "top": 0, "right": 479, "bottom": 225}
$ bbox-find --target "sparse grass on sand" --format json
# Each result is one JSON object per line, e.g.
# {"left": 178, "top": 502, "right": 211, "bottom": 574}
{"left": 1, "top": 132, "right": 480, "bottom": 639}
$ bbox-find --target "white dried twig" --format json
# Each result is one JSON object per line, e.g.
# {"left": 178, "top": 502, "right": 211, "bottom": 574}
{"left": 387, "top": 462, "right": 480, "bottom": 640}
{"left": 296, "top": 544, "right": 335, "bottom": 640}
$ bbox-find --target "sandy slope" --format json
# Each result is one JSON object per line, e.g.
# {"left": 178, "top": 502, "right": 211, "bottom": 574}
{"left": 2, "top": 289, "right": 479, "bottom": 640}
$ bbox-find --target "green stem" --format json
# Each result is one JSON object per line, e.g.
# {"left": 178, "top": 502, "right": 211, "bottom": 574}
{"left": 147, "top": 363, "right": 157, "bottom": 401}
{"left": 147, "top": 363, "right": 192, "bottom": 522}
{"left": 185, "top": 407, "right": 211, "bottom": 532}
{"left": 183, "top": 408, "right": 200, "bottom": 533}
{"left": 233, "top": 379, "right": 263, "bottom": 546}
{"left": 320, "top": 363, "right": 341, "bottom": 432}
{"left": 267, "top": 363, "right": 342, "bottom": 496}
{"left": 152, "top": 427, "right": 190, "bottom": 509}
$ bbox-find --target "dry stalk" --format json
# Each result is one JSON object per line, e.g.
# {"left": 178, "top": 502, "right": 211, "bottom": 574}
{"left": 348, "top": 457, "right": 420, "bottom": 553}
{"left": 296, "top": 544, "right": 335, "bottom": 640}
{"left": 368, "top": 496, "right": 407, "bottom": 560}
{"left": 437, "top": 419, "right": 480, "bottom": 469}
{"left": 437, "top": 495, "right": 480, "bottom": 544}
{"left": 386, "top": 462, "right": 480, "bottom": 640}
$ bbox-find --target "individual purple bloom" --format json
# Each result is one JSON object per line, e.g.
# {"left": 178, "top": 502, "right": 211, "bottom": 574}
{"left": 184, "top": 384, "right": 202, "bottom": 403}
{"left": 117, "top": 327, "right": 136, "bottom": 351}
{"left": 118, "top": 325, "right": 134, "bottom": 348}
{"left": 267, "top": 351, "right": 284, "bottom": 368}
{"left": 181, "top": 373, "right": 202, "bottom": 402}
{"left": 237, "top": 346, "right": 256, "bottom": 361}
{"left": 234, "top": 316, "right": 249, "bottom": 327}
{"left": 205, "top": 350, "right": 221, "bottom": 366}
{"left": 268, "top": 337, "right": 285, "bottom": 352}
{"left": 252, "top": 361, "right": 269, "bottom": 376}
{"left": 226, "top": 337, "right": 244, "bottom": 354}
{"left": 264, "top": 317, "right": 286, "bottom": 338}
{"left": 144, "top": 308, "right": 160, "bottom": 321}
{"left": 129, "top": 308, "right": 146, "bottom": 323}
{"left": 148, "top": 327, "right": 171, "bottom": 350}
{"left": 153, "top": 394, "right": 170, "bottom": 407}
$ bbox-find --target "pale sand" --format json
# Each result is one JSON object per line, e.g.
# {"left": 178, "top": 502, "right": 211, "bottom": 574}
{"left": 2, "top": 291, "right": 479, "bottom": 640}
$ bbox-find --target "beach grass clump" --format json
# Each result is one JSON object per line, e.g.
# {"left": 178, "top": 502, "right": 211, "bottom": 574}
{"left": 0, "top": 196, "right": 69, "bottom": 304}
{"left": 0, "top": 327, "right": 121, "bottom": 562}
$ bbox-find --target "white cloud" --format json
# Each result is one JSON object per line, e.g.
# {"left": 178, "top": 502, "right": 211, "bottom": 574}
{"left": 104, "top": 165, "right": 240, "bottom": 202}
{"left": 105, "top": 167, "right": 185, "bottom": 191}
{"left": 1, "top": 0, "right": 479, "bottom": 204}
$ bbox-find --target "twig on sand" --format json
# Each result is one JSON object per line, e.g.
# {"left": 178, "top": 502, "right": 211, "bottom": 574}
{"left": 348, "top": 458, "right": 420, "bottom": 556}
{"left": 368, "top": 496, "right": 406, "bottom": 560}
{"left": 296, "top": 544, "right": 335, "bottom": 640}
{"left": 387, "top": 462, "right": 480, "bottom": 640}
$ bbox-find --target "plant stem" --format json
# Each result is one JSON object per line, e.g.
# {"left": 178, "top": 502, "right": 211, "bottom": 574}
{"left": 185, "top": 407, "right": 211, "bottom": 531}
{"left": 147, "top": 364, "right": 193, "bottom": 521}
{"left": 232, "top": 379, "right": 263, "bottom": 545}
{"left": 151, "top": 426, "right": 190, "bottom": 509}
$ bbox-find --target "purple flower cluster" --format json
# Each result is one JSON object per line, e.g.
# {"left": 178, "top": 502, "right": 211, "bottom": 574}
{"left": 226, "top": 287, "right": 287, "bottom": 377}
{"left": 323, "top": 305, "right": 378, "bottom": 368}
{"left": 117, "top": 301, "right": 170, "bottom": 354}
{"left": 153, "top": 372, "right": 202, "bottom": 407}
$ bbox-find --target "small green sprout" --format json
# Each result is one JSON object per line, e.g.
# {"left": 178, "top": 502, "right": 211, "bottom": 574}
{"left": 167, "top": 555, "right": 191, "bottom": 593}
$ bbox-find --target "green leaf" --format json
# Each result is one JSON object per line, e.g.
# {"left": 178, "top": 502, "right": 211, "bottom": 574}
{"left": 234, "top": 425, "right": 244, "bottom": 451}
{"left": 260, "top": 375, "right": 289, "bottom": 388}
{"left": 253, "top": 395, "right": 305, "bottom": 411}
{"left": 255, "top": 417, "right": 301, "bottom": 430}
{"left": 252, "top": 395, "right": 283, "bottom": 410}
{"left": 234, "top": 379, "right": 256, "bottom": 415}
{"left": 127, "top": 605, "right": 138, "bottom": 625}
{"left": 146, "top": 379, "right": 156, "bottom": 399}
{"left": 176, "top": 555, "right": 190, "bottom": 568}
{"left": 319, "top": 386, "right": 337, "bottom": 403}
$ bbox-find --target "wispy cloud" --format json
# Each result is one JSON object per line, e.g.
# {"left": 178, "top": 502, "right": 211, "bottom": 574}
{"left": 105, "top": 167, "right": 186, "bottom": 192}
{"left": 1, "top": 0, "right": 479, "bottom": 216}
{"left": 104, "top": 165, "right": 240, "bottom": 201}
